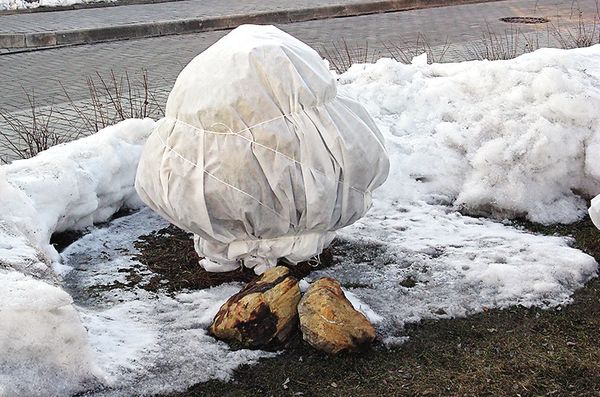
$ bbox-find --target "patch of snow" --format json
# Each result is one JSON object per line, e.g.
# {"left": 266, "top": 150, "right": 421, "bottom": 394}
{"left": 590, "top": 194, "right": 600, "bottom": 229}
{"left": 381, "top": 335, "right": 410, "bottom": 348}
{"left": 343, "top": 288, "right": 384, "bottom": 324}
{"left": 304, "top": 201, "right": 597, "bottom": 340}
{"left": 0, "top": 271, "right": 101, "bottom": 397}
{"left": 0, "top": 0, "right": 112, "bottom": 11}
{"left": 298, "top": 279, "right": 310, "bottom": 292}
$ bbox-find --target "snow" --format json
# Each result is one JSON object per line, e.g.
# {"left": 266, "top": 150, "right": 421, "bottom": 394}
{"left": 1, "top": 46, "right": 600, "bottom": 396}
{"left": 339, "top": 45, "right": 600, "bottom": 225}
{"left": 0, "top": 0, "right": 111, "bottom": 11}
{"left": 1, "top": 118, "right": 154, "bottom": 277}
{"left": 324, "top": 45, "right": 600, "bottom": 339}
{"left": 0, "top": 119, "right": 154, "bottom": 397}
{"left": 0, "top": 271, "right": 101, "bottom": 397}
{"left": 302, "top": 202, "right": 597, "bottom": 339}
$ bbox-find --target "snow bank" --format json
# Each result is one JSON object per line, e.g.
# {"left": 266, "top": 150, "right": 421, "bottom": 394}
{"left": 2, "top": 118, "right": 154, "bottom": 273}
{"left": 339, "top": 45, "right": 600, "bottom": 224}
{"left": 0, "top": 0, "right": 111, "bottom": 11}
{"left": 0, "top": 118, "right": 154, "bottom": 397}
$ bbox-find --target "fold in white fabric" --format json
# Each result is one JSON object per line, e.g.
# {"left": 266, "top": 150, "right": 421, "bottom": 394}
{"left": 590, "top": 195, "right": 600, "bottom": 230}
{"left": 135, "top": 25, "right": 389, "bottom": 273}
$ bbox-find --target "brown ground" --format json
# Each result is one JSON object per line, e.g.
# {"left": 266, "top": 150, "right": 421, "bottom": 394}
{"left": 133, "top": 224, "right": 334, "bottom": 292}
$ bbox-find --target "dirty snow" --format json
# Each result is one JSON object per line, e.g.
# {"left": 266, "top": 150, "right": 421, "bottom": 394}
{"left": 2, "top": 46, "right": 600, "bottom": 396}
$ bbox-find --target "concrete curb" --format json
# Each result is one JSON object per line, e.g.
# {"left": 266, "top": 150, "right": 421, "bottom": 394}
{"left": 0, "top": 0, "right": 179, "bottom": 16}
{"left": 0, "top": 0, "right": 502, "bottom": 50}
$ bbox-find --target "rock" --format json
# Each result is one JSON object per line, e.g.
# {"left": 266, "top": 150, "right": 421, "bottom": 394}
{"left": 209, "top": 266, "right": 301, "bottom": 347}
{"left": 298, "top": 277, "right": 376, "bottom": 354}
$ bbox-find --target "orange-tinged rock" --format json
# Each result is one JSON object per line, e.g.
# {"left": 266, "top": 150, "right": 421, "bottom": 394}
{"left": 298, "top": 277, "right": 376, "bottom": 354}
{"left": 209, "top": 266, "right": 300, "bottom": 347}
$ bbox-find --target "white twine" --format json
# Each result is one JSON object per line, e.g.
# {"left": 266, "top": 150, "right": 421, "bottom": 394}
{"left": 155, "top": 111, "right": 374, "bottom": 228}
{"left": 163, "top": 113, "right": 371, "bottom": 197}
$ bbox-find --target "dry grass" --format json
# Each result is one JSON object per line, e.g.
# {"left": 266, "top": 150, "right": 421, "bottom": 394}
{"left": 382, "top": 34, "right": 450, "bottom": 64}
{"left": 464, "top": 22, "right": 542, "bottom": 61}
{"left": 62, "top": 69, "right": 163, "bottom": 132}
{"left": 551, "top": 8, "right": 600, "bottom": 49}
{"left": 319, "top": 39, "right": 382, "bottom": 74}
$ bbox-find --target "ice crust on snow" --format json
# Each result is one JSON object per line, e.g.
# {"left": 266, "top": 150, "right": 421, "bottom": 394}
{"left": 339, "top": 45, "right": 600, "bottom": 224}
{"left": 1, "top": 46, "right": 600, "bottom": 396}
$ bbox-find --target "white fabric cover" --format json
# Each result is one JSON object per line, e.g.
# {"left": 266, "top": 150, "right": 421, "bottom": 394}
{"left": 135, "top": 25, "right": 389, "bottom": 273}
{"left": 590, "top": 195, "right": 600, "bottom": 230}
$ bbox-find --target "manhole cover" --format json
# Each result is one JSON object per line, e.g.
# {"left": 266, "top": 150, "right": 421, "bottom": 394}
{"left": 499, "top": 16, "right": 549, "bottom": 24}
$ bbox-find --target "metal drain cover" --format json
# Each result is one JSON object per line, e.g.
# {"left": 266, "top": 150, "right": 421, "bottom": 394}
{"left": 499, "top": 16, "right": 549, "bottom": 24}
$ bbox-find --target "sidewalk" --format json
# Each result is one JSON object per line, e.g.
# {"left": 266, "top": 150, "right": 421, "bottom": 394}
{"left": 0, "top": 0, "right": 500, "bottom": 49}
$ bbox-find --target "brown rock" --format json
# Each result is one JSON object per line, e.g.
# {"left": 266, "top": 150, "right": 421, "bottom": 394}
{"left": 298, "top": 277, "right": 376, "bottom": 354}
{"left": 209, "top": 266, "right": 301, "bottom": 347}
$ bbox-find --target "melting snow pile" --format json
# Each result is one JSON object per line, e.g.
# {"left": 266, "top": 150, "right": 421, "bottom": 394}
{"left": 340, "top": 46, "right": 600, "bottom": 224}
{"left": 325, "top": 44, "right": 600, "bottom": 336}
{"left": 1, "top": 43, "right": 600, "bottom": 396}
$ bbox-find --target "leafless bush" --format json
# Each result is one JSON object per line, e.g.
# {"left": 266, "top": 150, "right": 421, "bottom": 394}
{"left": 463, "top": 22, "right": 541, "bottom": 61}
{"left": 382, "top": 34, "right": 450, "bottom": 64}
{"left": 551, "top": 9, "right": 600, "bottom": 49}
{"left": 0, "top": 69, "right": 164, "bottom": 163}
{"left": 63, "top": 69, "right": 164, "bottom": 132}
{"left": 320, "top": 35, "right": 449, "bottom": 74}
{"left": 319, "top": 39, "right": 382, "bottom": 73}
{"left": 0, "top": 90, "right": 83, "bottom": 162}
